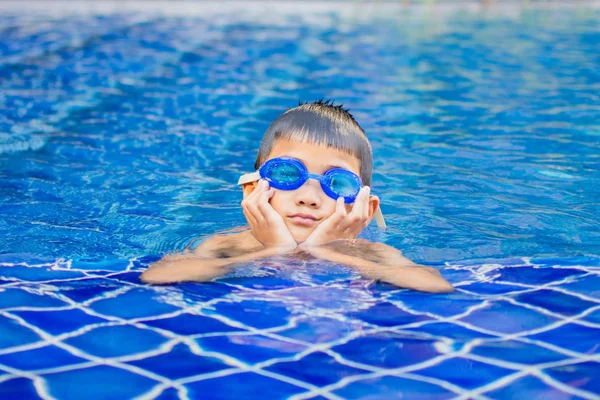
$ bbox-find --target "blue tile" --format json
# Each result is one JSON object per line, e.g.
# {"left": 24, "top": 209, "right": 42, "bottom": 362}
{"left": 140, "top": 312, "right": 244, "bottom": 336}
{"left": 0, "top": 344, "right": 87, "bottom": 371}
{"left": 389, "top": 292, "right": 484, "bottom": 318}
{"left": 332, "top": 332, "right": 439, "bottom": 369}
{"left": 0, "top": 265, "right": 86, "bottom": 282}
{"left": 544, "top": 361, "right": 600, "bottom": 394}
{"left": 179, "top": 282, "right": 237, "bottom": 301}
{"left": 348, "top": 302, "right": 433, "bottom": 327}
{"left": 53, "top": 279, "right": 122, "bottom": 303}
{"left": 402, "top": 322, "right": 496, "bottom": 343}
{"left": 460, "top": 300, "right": 559, "bottom": 334}
{"left": 459, "top": 281, "right": 530, "bottom": 295}
{"left": 277, "top": 316, "right": 365, "bottom": 344}
{"left": 185, "top": 371, "right": 305, "bottom": 400}
{"left": 0, "top": 315, "right": 42, "bottom": 349}
{"left": 417, "top": 357, "right": 514, "bottom": 389}
{"left": 210, "top": 300, "right": 291, "bottom": 330}
{"left": 88, "top": 288, "right": 180, "bottom": 319}
{"left": 333, "top": 375, "right": 455, "bottom": 399}
{"left": 560, "top": 275, "right": 600, "bottom": 299}
{"left": 527, "top": 323, "right": 600, "bottom": 354}
{"left": 582, "top": 308, "right": 600, "bottom": 324}
{"left": 496, "top": 266, "right": 582, "bottom": 286}
{"left": 0, "top": 377, "right": 40, "bottom": 399}
{"left": 64, "top": 324, "right": 168, "bottom": 358}
{"left": 514, "top": 289, "right": 597, "bottom": 317}
{"left": 195, "top": 334, "right": 307, "bottom": 365}
{"left": 127, "top": 343, "right": 229, "bottom": 380}
{"left": 13, "top": 308, "right": 108, "bottom": 336}
{"left": 43, "top": 365, "right": 157, "bottom": 400}
{"left": 484, "top": 374, "right": 577, "bottom": 399}
{"left": 154, "top": 387, "right": 181, "bottom": 400}
{"left": 0, "top": 288, "right": 66, "bottom": 308}
{"left": 470, "top": 340, "right": 567, "bottom": 365}
{"left": 265, "top": 351, "right": 369, "bottom": 386}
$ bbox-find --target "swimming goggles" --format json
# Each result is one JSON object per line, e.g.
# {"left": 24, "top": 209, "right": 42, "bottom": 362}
{"left": 238, "top": 157, "right": 386, "bottom": 228}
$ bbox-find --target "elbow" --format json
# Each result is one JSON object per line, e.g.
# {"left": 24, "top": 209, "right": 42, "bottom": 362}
{"left": 140, "top": 267, "right": 176, "bottom": 285}
{"left": 423, "top": 280, "right": 454, "bottom": 293}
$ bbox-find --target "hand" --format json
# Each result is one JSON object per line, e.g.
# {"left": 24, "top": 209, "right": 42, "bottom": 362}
{"left": 241, "top": 179, "right": 297, "bottom": 251}
{"left": 300, "top": 186, "right": 371, "bottom": 247}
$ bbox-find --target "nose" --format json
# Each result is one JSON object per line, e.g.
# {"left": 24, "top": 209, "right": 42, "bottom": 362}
{"left": 294, "top": 179, "right": 322, "bottom": 208}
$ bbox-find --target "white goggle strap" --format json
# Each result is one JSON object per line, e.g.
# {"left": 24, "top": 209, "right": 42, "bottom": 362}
{"left": 237, "top": 171, "right": 261, "bottom": 185}
{"left": 237, "top": 171, "right": 386, "bottom": 229}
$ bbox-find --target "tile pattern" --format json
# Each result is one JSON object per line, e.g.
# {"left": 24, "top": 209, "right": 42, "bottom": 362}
{"left": 0, "top": 256, "right": 599, "bottom": 399}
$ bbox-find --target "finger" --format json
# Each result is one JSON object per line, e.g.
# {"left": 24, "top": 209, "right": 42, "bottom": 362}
{"left": 342, "top": 187, "right": 368, "bottom": 229}
{"left": 243, "top": 195, "right": 266, "bottom": 225}
{"left": 246, "top": 179, "right": 267, "bottom": 202}
{"left": 328, "top": 196, "right": 347, "bottom": 225}
{"left": 363, "top": 186, "right": 371, "bottom": 222}
{"left": 242, "top": 202, "right": 259, "bottom": 226}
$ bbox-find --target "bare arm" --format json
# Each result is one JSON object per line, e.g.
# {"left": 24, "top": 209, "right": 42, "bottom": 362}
{"left": 303, "top": 240, "right": 453, "bottom": 293}
{"left": 140, "top": 231, "right": 272, "bottom": 284}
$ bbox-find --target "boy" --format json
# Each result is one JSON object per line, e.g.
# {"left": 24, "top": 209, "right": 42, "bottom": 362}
{"left": 141, "top": 100, "right": 453, "bottom": 293}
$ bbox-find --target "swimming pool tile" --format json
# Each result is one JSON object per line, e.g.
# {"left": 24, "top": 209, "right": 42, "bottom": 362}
{"left": 127, "top": 343, "right": 230, "bottom": 380}
{"left": 544, "top": 361, "right": 600, "bottom": 395}
{"left": 0, "top": 377, "right": 41, "bottom": 400}
{"left": 527, "top": 323, "right": 600, "bottom": 354}
{"left": 347, "top": 301, "right": 433, "bottom": 327}
{"left": 195, "top": 334, "right": 307, "bottom": 365}
{"left": 560, "top": 275, "right": 600, "bottom": 298}
{"left": 52, "top": 278, "right": 122, "bottom": 303}
{"left": 88, "top": 288, "right": 181, "bottom": 319}
{"left": 581, "top": 308, "right": 600, "bottom": 324}
{"left": 459, "top": 281, "right": 531, "bottom": 295}
{"left": 11, "top": 308, "right": 108, "bottom": 336}
{"left": 459, "top": 300, "right": 559, "bottom": 334}
{"left": 0, "top": 287, "right": 66, "bottom": 309}
{"left": 153, "top": 387, "right": 181, "bottom": 400}
{"left": 332, "top": 374, "right": 456, "bottom": 399}
{"left": 416, "top": 357, "right": 515, "bottom": 389}
{"left": 470, "top": 340, "right": 568, "bottom": 365}
{"left": 64, "top": 324, "right": 169, "bottom": 358}
{"left": 265, "top": 351, "right": 369, "bottom": 386}
{"left": 185, "top": 371, "right": 305, "bottom": 400}
{"left": 0, "top": 344, "right": 87, "bottom": 371}
{"left": 0, "top": 265, "right": 86, "bottom": 282}
{"left": 276, "top": 316, "right": 367, "bottom": 344}
{"left": 496, "top": 266, "right": 582, "bottom": 286}
{"left": 0, "top": 315, "right": 42, "bottom": 349}
{"left": 139, "top": 312, "right": 245, "bottom": 336}
{"left": 331, "top": 331, "right": 439, "bottom": 369}
{"left": 401, "top": 321, "right": 497, "bottom": 343}
{"left": 43, "top": 364, "right": 158, "bottom": 400}
{"left": 483, "top": 374, "right": 578, "bottom": 400}
{"left": 514, "top": 289, "right": 597, "bottom": 317}
{"left": 389, "top": 292, "right": 484, "bottom": 318}
{"left": 209, "top": 300, "right": 292, "bottom": 330}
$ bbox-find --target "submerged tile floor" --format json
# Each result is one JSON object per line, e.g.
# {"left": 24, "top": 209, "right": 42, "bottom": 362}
{"left": 0, "top": 256, "right": 599, "bottom": 399}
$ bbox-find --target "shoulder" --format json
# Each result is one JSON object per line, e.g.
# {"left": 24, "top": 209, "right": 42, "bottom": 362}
{"left": 193, "top": 229, "right": 263, "bottom": 259}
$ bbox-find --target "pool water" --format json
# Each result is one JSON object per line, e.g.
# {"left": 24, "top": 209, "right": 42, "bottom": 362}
{"left": 1, "top": 2, "right": 599, "bottom": 399}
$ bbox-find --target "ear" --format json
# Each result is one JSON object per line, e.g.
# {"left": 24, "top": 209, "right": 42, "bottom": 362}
{"left": 367, "top": 195, "right": 381, "bottom": 225}
{"left": 242, "top": 181, "right": 258, "bottom": 199}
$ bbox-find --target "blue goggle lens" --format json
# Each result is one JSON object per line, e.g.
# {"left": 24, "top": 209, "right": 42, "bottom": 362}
{"left": 270, "top": 163, "right": 301, "bottom": 184}
{"left": 329, "top": 173, "right": 360, "bottom": 197}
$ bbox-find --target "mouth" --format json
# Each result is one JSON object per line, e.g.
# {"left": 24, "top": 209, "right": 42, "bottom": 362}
{"left": 288, "top": 213, "right": 320, "bottom": 227}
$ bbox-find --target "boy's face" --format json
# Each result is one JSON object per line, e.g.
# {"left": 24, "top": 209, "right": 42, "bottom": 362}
{"left": 244, "top": 138, "right": 377, "bottom": 243}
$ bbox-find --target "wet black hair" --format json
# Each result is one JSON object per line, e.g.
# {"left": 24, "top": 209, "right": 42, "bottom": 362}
{"left": 254, "top": 99, "right": 373, "bottom": 185}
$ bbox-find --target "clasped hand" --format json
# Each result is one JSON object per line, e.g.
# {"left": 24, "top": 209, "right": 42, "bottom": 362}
{"left": 241, "top": 179, "right": 371, "bottom": 250}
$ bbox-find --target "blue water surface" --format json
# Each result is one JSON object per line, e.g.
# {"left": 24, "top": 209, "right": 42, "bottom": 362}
{"left": 0, "top": 2, "right": 599, "bottom": 399}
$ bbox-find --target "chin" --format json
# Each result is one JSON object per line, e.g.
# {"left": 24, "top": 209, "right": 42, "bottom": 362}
{"left": 287, "top": 226, "right": 314, "bottom": 243}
